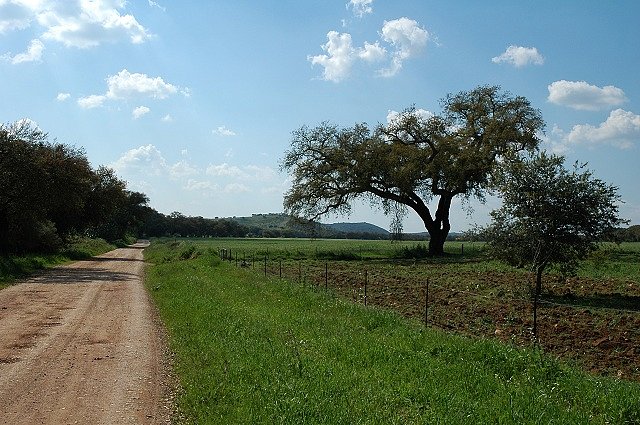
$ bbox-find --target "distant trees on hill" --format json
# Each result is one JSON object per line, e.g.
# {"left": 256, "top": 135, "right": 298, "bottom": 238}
{"left": 0, "top": 121, "right": 148, "bottom": 254}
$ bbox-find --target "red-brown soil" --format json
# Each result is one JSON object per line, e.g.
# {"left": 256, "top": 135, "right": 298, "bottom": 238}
{"left": 274, "top": 259, "right": 640, "bottom": 381}
{"left": 0, "top": 243, "right": 172, "bottom": 424}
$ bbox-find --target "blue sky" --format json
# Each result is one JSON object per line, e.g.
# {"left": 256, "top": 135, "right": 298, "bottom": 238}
{"left": 1, "top": 0, "right": 639, "bottom": 232}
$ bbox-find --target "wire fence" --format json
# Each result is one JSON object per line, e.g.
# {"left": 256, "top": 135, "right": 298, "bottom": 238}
{"left": 218, "top": 248, "right": 640, "bottom": 377}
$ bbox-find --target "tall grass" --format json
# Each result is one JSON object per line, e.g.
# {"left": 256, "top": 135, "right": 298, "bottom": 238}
{"left": 145, "top": 241, "right": 640, "bottom": 424}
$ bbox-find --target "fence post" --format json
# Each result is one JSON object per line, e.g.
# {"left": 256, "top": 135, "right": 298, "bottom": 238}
{"left": 425, "top": 278, "right": 429, "bottom": 328}
{"left": 325, "top": 262, "right": 328, "bottom": 291}
{"left": 279, "top": 259, "right": 282, "bottom": 279}
{"left": 364, "top": 270, "right": 368, "bottom": 306}
{"left": 235, "top": 252, "right": 238, "bottom": 267}
{"left": 298, "top": 261, "right": 302, "bottom": 284}
{"left": 264, "top": 256, "right": 267, "bottom": 277}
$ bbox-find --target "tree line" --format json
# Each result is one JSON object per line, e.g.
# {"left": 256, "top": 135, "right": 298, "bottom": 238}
{"left": 0, "top": 121, "right": 148, "bottom": 254}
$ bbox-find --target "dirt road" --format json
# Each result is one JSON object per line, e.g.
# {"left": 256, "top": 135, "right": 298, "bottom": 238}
{"left": 0, "top": 243, "right": 171, "bottom": 424}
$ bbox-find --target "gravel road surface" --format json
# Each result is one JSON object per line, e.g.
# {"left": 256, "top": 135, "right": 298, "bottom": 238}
{"left": 0, "top": 242, "right": 171, "bottom": 424}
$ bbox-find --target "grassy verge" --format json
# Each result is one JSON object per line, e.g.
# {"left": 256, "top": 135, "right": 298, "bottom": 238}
{"left": 145, "top": 240, "right": 640, "bottom": 424}
{"left": 0, "top": 237, "right": 116, "bottom": 288}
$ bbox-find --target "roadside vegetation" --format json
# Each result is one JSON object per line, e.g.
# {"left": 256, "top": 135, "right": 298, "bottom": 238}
{"left": 145, "top": 239, "right": 640, "bottom": 424}
{"left": 0, "top": 237, "right": 115, "bottom": 288}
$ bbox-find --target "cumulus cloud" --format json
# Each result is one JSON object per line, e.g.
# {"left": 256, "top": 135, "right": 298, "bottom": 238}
{"left": 161, "top": 114, "right": 173, "bottom": 122}
{"left": 347, "top": 0, "right": 373, "bottom": 17}
{"left": 565, "top": 109, "right": 640, "bottom": 149}
{"left": 185, "top": 179, "right": 217, "bottom": 192}
{"left": 377, "top": 18, "right": 429, "bottom": 77}
{"left": 491, "top": 45, "right": 544, "bottom": 68}
{"left": 213, "top": 125, "right": 237, "bottom": 137}
{"left": 148, "top": 0, "right": 166, "bottom": 12}
{"left": 77, "top": 94, "right": 107, "bottom": 109}
{"left": 170, "top": 160, "right": 198, "bottom": 178}
{"left": 132, "top": 105, "right": 150, "bottom": 119}
{"left": 56, "top": 92, "right": 71, "bottom": 101}
{"left": 308, "top": 31, "right": 356, "bottom": 82}
{"left": 77, "top": 69, "right": 183, "bottom": 109}
{"left": 206, "top": 163, "right": 245, "bottom": 178}
{"left": 0, "top": 0, "right": 151, "bottom": 50}
{"left": 2, "top": 38, "right": 44, "bottom": 64}
{"left": 110, "top": 144, "right": 167, "bottom": 175}
{"left": 358, "top": 41, "right": 386, "bottom": 62}
{"left": 386, "top": 108, "right": 433, "bottom": 124}
{"left": 38, "top": 0, "right": 151, "bottom": 48}
{"left": 106, "top": 69, "right": 178, "bottom": 99}
{"left": 309, "top": 17, "right": 429, "bottom": 82}
{"left": 0, "top": 1, "right": 32, "bottom": 33}
{"left": 547, "top": 80, "right": 627, "bottom": 111}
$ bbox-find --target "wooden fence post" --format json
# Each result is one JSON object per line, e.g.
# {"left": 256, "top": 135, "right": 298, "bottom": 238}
{"left": 364, "top": 270, "right": 368, "bottom": 306}
{"left": 425, "top": 278, "right": 429, "bottom": 328}
{"left": 325, "top": 262, "right": 328, "bottom": 291}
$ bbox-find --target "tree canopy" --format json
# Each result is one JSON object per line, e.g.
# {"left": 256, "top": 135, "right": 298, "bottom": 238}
{"left": 281, "top": 85, "right": 544, "bottom": 254}
{"left": 0, "top": 120, "right": 147, "bottom": 254}
{"left": 481, "top": 151, "right": 626, "bottom": 293}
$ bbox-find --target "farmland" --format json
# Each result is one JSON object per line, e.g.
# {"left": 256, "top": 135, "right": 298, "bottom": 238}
{"left": 182, "top": 238, "right": 640, "bottom": 380}
{"left": 145, "top": 238, "right": 640, "bottom": 423}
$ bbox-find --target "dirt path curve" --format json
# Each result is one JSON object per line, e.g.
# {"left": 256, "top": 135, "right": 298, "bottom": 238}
{"left": 0, "top": 242, "right": 171, "bottom": 424}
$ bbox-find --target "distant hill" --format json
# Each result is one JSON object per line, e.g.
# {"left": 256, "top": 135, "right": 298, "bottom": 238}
{"left": 326, "top": 222, "right": 389, "bottom": 235}
{"left": 227, "top": 213, "right": 390, "bottom": 239}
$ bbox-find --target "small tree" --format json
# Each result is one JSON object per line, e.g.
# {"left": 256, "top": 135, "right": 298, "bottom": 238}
{"left": 482, "top": 152, "right": 626, "bottom": 336}
{"left": 281, "top": 85, "right": 544, "bottom": 255}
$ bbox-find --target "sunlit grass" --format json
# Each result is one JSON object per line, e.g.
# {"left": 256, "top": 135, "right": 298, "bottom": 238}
{"left": 145, "top": 240, "right": 640, "bottom": 424}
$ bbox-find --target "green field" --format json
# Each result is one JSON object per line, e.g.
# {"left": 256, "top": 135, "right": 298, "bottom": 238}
{"left": 145, "top": 239, "right": 640, "bottom": 424}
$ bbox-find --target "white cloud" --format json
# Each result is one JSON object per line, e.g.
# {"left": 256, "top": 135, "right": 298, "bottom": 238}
{"left": 38, "top": 0, "right": 152, "bottom": 49}
{"left": 244, "top": 165, "right": 276, "bottom": 180}
{"left": 381, "top": 18, "right": 428, "bottom": 59}
{"left": 309, "top": 17, "right": 429, "bottom": 82}
{"left": 223, "top": 183, "right": 250, "bottom": 193}
{"left": 358, "top": 41, "right": 386, "bottom": 62}
{"left": 185, "top": 179, "right": 217, "bottom": 192}
{"left": 308, "top": 31, "right": 356, "bottom": 82}
{"left": 110, "top": 144, "right": 167, "bottom": 175}
{"left": 161, "top": 114, "right": 173, "bottom": 122}
{"left": 148, "top": 0, "right": 166, "bottom": 12}
{"left": 106, "top": 69, "right": 178, "bottom": 99}
{"left": 213, "top": 125, "right": 237, "bottom": 137}
{"left": 547, "top": 80, "right": 627, "bottom": 111}
{"left": 386, "top": 108, "right": 433, "bottom": 124}
{"left": 491, "top": 45, "right": 544, "bottom": 68}
{"left": 377, "top": 17, "right": 429, "bottom": 77}
{"left": 132, "top": 105, "right": 150, "bottom": 119}
{"left": 77, "top": 69, "right": 183, "bottom": 109}
{"left": 3, "top": 38, "right": 44, "bottom": 64}
{"left": 56, "top": 92, "right": 71, "bottom": 101}
{"left": 565, "top": 109, "right": 640, "bottom": 149}
{"left": 170, "top": 160, "right": 198, "bottom": 178}
{"left": 347, "top": 0, "right": 373, "bottom": 18}
{"left": 77, "top": 94, "right": 107, "bottom": 109}
{"left": 206, "top": 163, "right": 245, "bottom": 178}
{"left": 0, "top": 1, "right": 32, "bottom": 33}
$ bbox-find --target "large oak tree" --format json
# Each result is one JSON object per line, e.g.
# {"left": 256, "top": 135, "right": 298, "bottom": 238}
{"left": 281, "top": 86, "right": 544, "bottom": 254}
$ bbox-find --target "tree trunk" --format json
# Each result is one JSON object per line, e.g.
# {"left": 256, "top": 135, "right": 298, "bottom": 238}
{"left": 428, "top": 228, "right": 447, "bottom": 255}
{"left": 426, "top": 193, "right": 453, "bottom": 256}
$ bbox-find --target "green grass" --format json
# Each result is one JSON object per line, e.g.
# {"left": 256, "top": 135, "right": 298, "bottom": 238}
{"left": 170, "top": 237, "right": 484, "bottom": 261}
{"left": 0, "top": 237, "right": 115, "bottom": 288}
{"left": 145, "top": 240, "right": 640, "bottom": 424}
